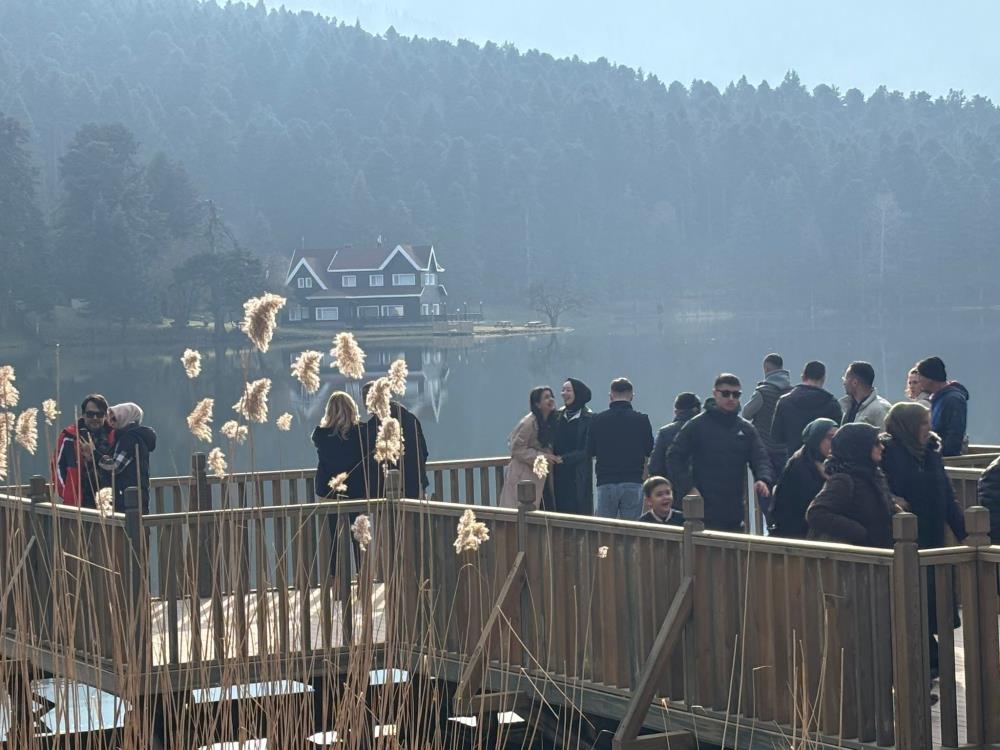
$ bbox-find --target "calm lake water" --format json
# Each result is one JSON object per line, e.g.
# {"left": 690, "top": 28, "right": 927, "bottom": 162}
{"left": 4, "top": 309, "right": 999, "bottom": 483}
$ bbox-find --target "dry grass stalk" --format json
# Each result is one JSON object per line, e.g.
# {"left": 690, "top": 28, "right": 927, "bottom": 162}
{"left": 453, "top": 508, "right": 490, "bottom": 553}
{"left": 365, "top": 377, "right": 392, "bottom": 421}
{"left": 330, "top": 332, "right": 366, "bottom": 379}
{"left": 14, "top": 407, "right": 38, "bottom": 454}
{"left": 42, "top": 398, "right": 60, "bottom": 425}
{"left": 276, "top": 412, "right": 293, "bottom": 431}
{"left": 351, "top": 514, "right": 372, "bottom": 552}
{"left": 387, "top": 358, "right": 408, "bottom": 395}
{"left": 233, "top": 378, "right": 271, "bottom": 423}
{"left": 0, "top": 364, "right": 18, "bottom": 408}
{"left": 207, "top": 446, "right": 227, "bottom": 477}
{"left": 95, "top": 486, "right": 114, "bottom": 517}
{"left": 221, "top": 419, "right": 248, "bottom": 444}
{"left": 240, "top": 293, "right": 287, "bottom": 352}
{"left": 291, "top": 350, "right": 322, "bottom": 394}
{"left": 0, "top": 410, "right": 12, "bottom": 479}
{"left": 187, "top": 398, "right": 214, "bottom": 442}
{"left": 181, "top": 348, "right": 202, "bottom": 378}
{"left": 374, "top": 416, "right": 403, "bottom": 464}
{"left": 533, "top": 454, "right": 549, "bottom": 480}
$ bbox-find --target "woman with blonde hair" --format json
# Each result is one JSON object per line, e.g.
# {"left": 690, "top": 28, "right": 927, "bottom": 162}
{"left": 313, "top": 391, "right": 369, "bottom": 499}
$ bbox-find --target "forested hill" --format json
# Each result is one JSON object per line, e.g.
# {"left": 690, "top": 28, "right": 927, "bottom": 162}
{"left": 2, "top": 0, "right": 1000, "bottom": 311}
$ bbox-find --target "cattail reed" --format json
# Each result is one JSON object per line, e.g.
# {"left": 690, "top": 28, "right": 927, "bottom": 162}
{"left": 14, "top": 407, "right": 38, "bottom": 454}
{"left": 187, "top": 398, "right": 214, "bottom": 442}
{"left": 221, "top": 420, "right": 248, "bottom": 444}
{"left": 233, "top": 378, "right": 271, "bottom": 423}
{"left": 240, "top": 293, "right": 286, "bottom": 352}
{"left": 291, "top": 350, "right": 323, "bottom": 394}
{"left": 365, "top": 377, "right": 392, "bottom": 421}
{"left": 374, "top": 416, "right": 403, "bottom": 464}
{"left": 181, "top": 348, "right": 202, "bottom": 378}
{"left": 0, "top": 365, "right": 18, "bottom": 408}
{"left": 330, "top": 332, "right": 366, "bottom": 379}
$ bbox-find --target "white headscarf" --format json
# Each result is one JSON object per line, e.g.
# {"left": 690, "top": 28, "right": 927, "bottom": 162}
{"left": 109, "top": 402, "right": 144, "bottom": 429}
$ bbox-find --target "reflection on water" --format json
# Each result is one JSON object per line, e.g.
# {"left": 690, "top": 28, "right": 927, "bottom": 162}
{"left": 3, "top": 312, "right": 999, "bottom": 483}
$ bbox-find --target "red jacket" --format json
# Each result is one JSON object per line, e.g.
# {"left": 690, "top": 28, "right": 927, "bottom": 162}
{"left": 52, "top": 421, "right": 115, "bottom": 506}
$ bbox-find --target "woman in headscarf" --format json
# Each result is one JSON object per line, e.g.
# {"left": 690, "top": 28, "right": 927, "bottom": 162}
{"left": 498, "top": 386, "right": 560, "bottom": 509}
{"left": 806, "top": 422, "right": 896, "bottom": 547}
{"left": 100, "top": 402, "right": 157, "bottom": 512}
{"left": 552, "top": 378, "right": 594, "bottom": 515}
{"left": 881, "top": 401, "right": 968, "bottom": 679}
{"left": 769, "top": 418, "right": 837, "bottom": 538}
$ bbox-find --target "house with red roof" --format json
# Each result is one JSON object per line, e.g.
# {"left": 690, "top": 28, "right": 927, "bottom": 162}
{"left": 284, "top": 242, "right": 447, "bottom": 325}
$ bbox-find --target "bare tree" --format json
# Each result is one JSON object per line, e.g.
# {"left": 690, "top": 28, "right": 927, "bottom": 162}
{"left": 525, "top": 280, "right": 581, "bottom": 327}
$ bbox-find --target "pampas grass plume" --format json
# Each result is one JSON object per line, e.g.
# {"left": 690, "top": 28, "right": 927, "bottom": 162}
{"left": 207, "top": 447, "right": 227, "bottom": 478}
{"left": 181, "top": 349, "right": 202, "bottom": 378}
{"left": 240, "top": 293, "right": 286, "bottom": 352}
{"left": 221, "top": 420, "right": 248, "bottom": 445}
{"left": 0, "top": 365, "right": 19, "bottom": 409}
{"left": 291, "top": 350, "right": 322, "bottom": 394}
{"left": 233, "top": 378, "right": 271, "bottom": 423}
{"left": 276, "top": 413, "right": 293, "bottom": 431}
{"left": 387, "top": 358, "right": 408, "bottom": 395}
{"left": 42, "top": 399, "right": 60, "bottom": 426}
{"left": 15, "top": 407, "right": 38, "bottom": 455}
{"left": 330, "top": 332, "right": 366, "bottom": 380}
{"left": 187, "top": 398, "right": 214, "bottom": 442}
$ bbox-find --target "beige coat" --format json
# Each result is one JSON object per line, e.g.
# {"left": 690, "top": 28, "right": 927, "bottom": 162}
{"left": 498, "top": 413, "right": 548, "bottom": 508}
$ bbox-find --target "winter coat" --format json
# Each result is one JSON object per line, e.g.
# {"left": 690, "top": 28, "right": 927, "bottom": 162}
{"left": 742, "top": 369, "right": 792, "bottom": 475}
{"left": 930, "top": 382, "right": 969, "bottom": 457}
{"left": 771, "top": 385, "right": 843, "bottom": 458}
{"left": 770, "top": 450, "right": 827, "bottom": 539}
{"left": 364, "top": 402, "right": 429, "bottom": 499}
{"left": 806, "top": 472, "right": 895, "bottom": 548}
{"left": 979, "top": 457, "right": 1000, "bottom": 543}
{"left": 499, "top": 413, "right": 549, "bottom": 509}
{"left": 648, "top": 408, "right": 698, "bottom": 479}
{"left": 838, "top": 389, "right": 892, "bottom": 429}
{"left": 586, "top": 401, "right": 654, "bottom": 486}
{"left": 313, "top": 423, "right": 372, "bottom": 500}
{"left": 552, "top": 406, "right": 594, "bottom": 515}
{"left": 53, "top": 419, "right": 115, "bottom": 508}
{"left": 664, "top": 405, "right": 773, "bottom": 531}
{"left": 104, "top": 423, "right": 156, "bottom": 512}
{"left": 881, "top": 435, "right": 966, "bottom": 548}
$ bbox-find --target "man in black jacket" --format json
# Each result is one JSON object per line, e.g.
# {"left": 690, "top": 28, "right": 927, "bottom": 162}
{"left": 362, "top": 381, "right": 429, "bottom": 499}
{"left": 665, "top": 373, "right": 773, "bottom": 531}
{"left": 587, "top": 378, "right": 654, "bottom": 520}
{"left": 979, "top": 456, "right": 1000, "bottom": 543}
{"left": 648, "top": 392, "right": 701, "bottom": 478}
{"left": 771, "top": 360, "right": 843, "bottom": 462}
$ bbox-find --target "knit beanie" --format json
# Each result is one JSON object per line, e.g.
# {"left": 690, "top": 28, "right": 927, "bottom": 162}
{"left": 916, "top": 356, "right": 947, "bottom": 383}
{"left": 674, "top": 392, "right": 701, "bottom": 411}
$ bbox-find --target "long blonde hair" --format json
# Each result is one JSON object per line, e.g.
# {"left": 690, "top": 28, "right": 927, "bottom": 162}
{"left": 320, "top": 391, "right": 359, "bottom": 437}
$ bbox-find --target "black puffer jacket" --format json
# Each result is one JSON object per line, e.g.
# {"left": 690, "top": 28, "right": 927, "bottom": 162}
{"left": 771, "top": 385, "right": 843, "bottom": 457}
{"left": 648, "top": 408, "right": 698, "bottom": 479}
{"left": 553, "top": 407, "right": 594, "bottom": 515}
{"left": 881, "top": 435, "right": 966, "bottom": 548}
{"left": 365, "top": 402, "right": 429, "bottom": 499}
{"left": 978, "top": 457, "right": 1000, "bottom": 543}
{"left": 664, "top": 405, "right": 773, "bottom": 531}
{"left": 107, "top": 423, "right": 156, "bottom": 512}
{"left": 313, "top": 424, "right": 371, "bottom": 500}
{"left": 770, "top": 450, "right": 827, "bottom": 539}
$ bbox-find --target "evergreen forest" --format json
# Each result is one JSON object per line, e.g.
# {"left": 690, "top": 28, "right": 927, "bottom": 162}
{"left": 2, "top": 0, "right": 1000, "bottom": 334}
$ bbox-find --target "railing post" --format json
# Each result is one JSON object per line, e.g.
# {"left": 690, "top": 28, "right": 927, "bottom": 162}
{"left": 516, "top": 480, "right": 536, "bottom": 662}
{"left": 191, "top": 453, "right": 214, "bottom": 597}
{"left": 890, "top": 512, "right": 931, "bottom": 749}
{"left": 123, "top": 487, "right": 150, "bottom": 674}
{"left": 27, "top": 475, "right": 53, "bottom": 647}
{"left": 682, "top": 495, "right": 704, "bottom": 703}
{"left": 963, "top": 506, "right": 1000, "bottom": 744}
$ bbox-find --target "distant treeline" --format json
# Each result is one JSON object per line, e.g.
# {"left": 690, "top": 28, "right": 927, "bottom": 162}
{"left": 2, "top": 0, "right": 1000, "bottom": 326}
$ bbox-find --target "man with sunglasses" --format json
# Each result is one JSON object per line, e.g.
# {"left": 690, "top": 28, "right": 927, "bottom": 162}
{"left": 53, "top": 394, "right": 116, "bottom": 507}
{"left": 665, "top": 374, "right": 773, "bottom": 531}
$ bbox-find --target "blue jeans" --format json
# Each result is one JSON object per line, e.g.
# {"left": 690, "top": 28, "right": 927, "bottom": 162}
{"left": 595, "top": 483, "right": 643, "bottom": 520}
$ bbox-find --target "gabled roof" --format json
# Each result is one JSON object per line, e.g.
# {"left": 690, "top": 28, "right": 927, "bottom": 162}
{"left": 286, "top": 243, "right": 444, "bottom": 290}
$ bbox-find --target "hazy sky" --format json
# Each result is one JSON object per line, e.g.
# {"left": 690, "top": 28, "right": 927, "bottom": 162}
{"left": 278, "top": 0, "right": 1000, "bottom": 102}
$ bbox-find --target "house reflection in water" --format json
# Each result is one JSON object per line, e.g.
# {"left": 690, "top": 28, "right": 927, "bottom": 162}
{"left": 288, "top": 344, "right": 451, "bottom": 424}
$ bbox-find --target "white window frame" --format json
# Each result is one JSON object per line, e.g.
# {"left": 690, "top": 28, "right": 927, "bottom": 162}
{"left": 357, "top": 305, "right": 380, "bottom": 318}
{"left": 315, "top": 306, "right": 339, "bottom": 321}
{"left": 422, "top": 272, "right": 436, "bottom": 285}
{"left": 288, "top": 305, "right": 309, "bottom": 321}
{"left": 341, "top": 275, "right": 357, "bottom": 288}
{"left": 391, "top": 273, "right": 415, "bottom": 286}
{"left": 421, "top": 304, "right": 430, "bottom": 316}
{"left": 369, "top": 274, "right": 384, "bottom": 287}
{"left": 432, "top": 303, "right": 441, "bottom": 315}
{"left": 381, "top": 304, "right": 405, "bottom": 318}
{"left": 297, "top": 276, "right": 313, "bottom": 289}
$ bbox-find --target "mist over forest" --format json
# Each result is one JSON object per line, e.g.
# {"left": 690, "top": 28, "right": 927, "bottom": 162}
{"left": 2, "top": 0, "right": 1000, "bottom": 333}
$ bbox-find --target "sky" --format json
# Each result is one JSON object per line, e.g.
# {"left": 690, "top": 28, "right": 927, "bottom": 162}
{"left": 276, "top": 0, "right": 1000, "bottom": 102}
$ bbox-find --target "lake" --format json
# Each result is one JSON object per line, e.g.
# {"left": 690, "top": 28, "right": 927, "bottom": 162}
{"left": 3, "top": 309, "right": 998, "bottom": 485}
